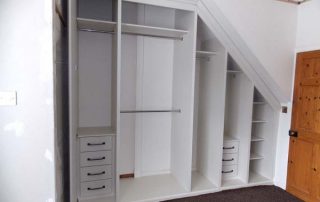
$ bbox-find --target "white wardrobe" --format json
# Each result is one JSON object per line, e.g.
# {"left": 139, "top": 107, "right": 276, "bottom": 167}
{"left": 69, "top": 0, "right": 280, "bottom": 202}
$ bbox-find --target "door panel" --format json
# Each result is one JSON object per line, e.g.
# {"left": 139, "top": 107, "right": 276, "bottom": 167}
{"left": 287, "top": 50, "right": 320, "bottom": 201}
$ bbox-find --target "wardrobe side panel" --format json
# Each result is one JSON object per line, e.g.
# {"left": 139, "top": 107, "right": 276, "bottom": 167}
{"left": 197, "top": 40, "right": 227, "bottom": 187}
{"left": 69, "top": 0, "right": 79, "bottom": 201}
{"left": 171, "top": 10, "right": 197, "bottom": 191}
{"left": 119, "top": 2, "right": 138, "bottom": 176}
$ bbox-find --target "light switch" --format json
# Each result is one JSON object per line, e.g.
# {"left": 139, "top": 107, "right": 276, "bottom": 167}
{"left": 0, "top": 91, "right": 17, "bottom": 106}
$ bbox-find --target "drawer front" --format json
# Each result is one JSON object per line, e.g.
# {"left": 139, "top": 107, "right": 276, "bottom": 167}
{"left": 80, "top": 136, "right": 113, "bottom": 152}
{"left": 80, "top": 151, "right": 112, "bottom": 167}
{"left": 222, "top": 153, "right": 238, "bottom": 166}
{"left": 222, "top": 165, "right": 238, "bottom": 179}
{"left": 81, "top": 165, "right": 113, "bottom": 182}
{"left": 80, "top": 179, "right": 113, "bottom": 197}
{"left": 223, "top": 141, "right": 239, "bottom": 154}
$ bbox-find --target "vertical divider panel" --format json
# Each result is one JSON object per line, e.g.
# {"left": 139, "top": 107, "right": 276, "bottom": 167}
{"left": 226, "top": 74, "right": 254, "bottom": 183}
{"left": 116, "top": 0, "right": 122, "bottom": 201}
{"left": 197, "top": 39, "right": 227, "bottom": 187}
{"left": 171, "top": 10, "right": 197, "bottom": 191}
{"left": 69, "top": 0, "right": 78, "bottom": 201}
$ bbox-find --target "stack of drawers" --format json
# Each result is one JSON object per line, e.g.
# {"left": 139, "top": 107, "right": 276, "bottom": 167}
{"left": 221, "top": 139, "right": 239, "bottom": 179}
{"left": 79, "top": 136, "right": 114, "bottom": 198}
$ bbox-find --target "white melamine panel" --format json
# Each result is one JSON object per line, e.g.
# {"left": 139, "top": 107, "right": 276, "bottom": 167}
{"left": 77, "top": 18, "right": 116, "bottom": 32}
{"left": 224, "top": 70, "right": 254, "bottom": 183}
{"left": 171, "top": 10, "right": 197, "bottom": 191}
{"left": 119, "top": 34, "right": 137, "bottom": 175}
{"left": 78, "top": 0, "right": 113, "bottom": 21}
{"left": 78, "top": 31, "right": 113, "bottom": 128}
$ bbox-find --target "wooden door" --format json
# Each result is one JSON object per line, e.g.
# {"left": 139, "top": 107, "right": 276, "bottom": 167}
{"left": 287, "top": 50, "right": 320, "bottom": 202}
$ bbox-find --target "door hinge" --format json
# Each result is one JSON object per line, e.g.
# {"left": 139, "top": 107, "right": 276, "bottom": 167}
{"left": 289, "top": 130, "right": 298, "bottom": 137}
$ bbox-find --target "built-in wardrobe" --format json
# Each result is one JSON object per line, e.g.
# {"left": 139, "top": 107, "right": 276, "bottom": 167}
{"left": 69, "top": 0, "right": 280, "bottom": 202}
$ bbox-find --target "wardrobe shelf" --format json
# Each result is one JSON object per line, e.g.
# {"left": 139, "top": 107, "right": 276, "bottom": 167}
{"left": 227, "top": 70, "right": 242, "bottom": 74}
{"left": 77, "top": 126, "right": 116, "bottom": 137}
{"left": 250, "top": 153, "right": 264, "bottom": 160}
{"left": 251, "top": 136, "right": 264, "bottom": 142}
{"left": 196, "top": 50, "right": 218, "bottom": 59}
{"left": 252, "top": 120, "right": 268, "bottom": 123}
{"left": 253, "top": 102, "right": 266, "bottom": 105}
{"left": 77, "top": 18, "right": 116, "bottom": 33}
{"left": 248, "top": 172, "right": 271, "bottom": 185}
{"left": 122, "top": 23, "right": 188, "bottom": 40}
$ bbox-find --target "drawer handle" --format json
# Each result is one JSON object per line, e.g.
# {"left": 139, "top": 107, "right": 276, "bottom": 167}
{"left": 222, "top": 170, "right": 234, "bottom": 174}
{"left": 87, "top": 185, "right": 105, "bottom": 191}
{"left": 87, "top": 171, "right": 106, "bottom": 176}
{"left": 87, "top": 142, "right": 106, "bottom": 146}
{"left": 222, "top": 158, "right": 234, "bottom": 162}
{"left": 223, "top": 146, "right": 235, "bottom": 150}
{"left": 87, "top": 157, "right": 106, "bottom": 161}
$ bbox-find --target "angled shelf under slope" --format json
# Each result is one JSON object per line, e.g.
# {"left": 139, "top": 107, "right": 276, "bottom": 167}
{"left": 251, "top": 136, "right": 264, "bottom": 142}
{"left": 77, "top": 18, "right": 116, "bottom": 33}
{"left": 250, "top": 153, "right": 264, "bottom": 160}
{"left": 196, "top": 50, "right": 218, "bottom": 60}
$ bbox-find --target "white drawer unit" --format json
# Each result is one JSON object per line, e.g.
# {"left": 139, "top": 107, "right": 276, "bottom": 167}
{"left": 80, "top": 136, "right": 113, "bottom": 152}
{"left": 221, "top": 165, "right": 238, "bottom": 179}
{"left": 222, "top": 153, "right": 238, "bottom": 166}
{"left": 223, "top": 141, "right": 239, "bottom": 154}
{"left": 80, "top": 179, "right": 113, "bottom": 197}
{"left": 81, "top": 165, "right": 113, "bottom": 182}
{"left": 80, "top": 151, "right": 112, "bottom": 167}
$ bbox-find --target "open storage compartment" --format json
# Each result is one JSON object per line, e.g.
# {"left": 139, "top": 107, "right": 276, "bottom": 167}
{"left": 221, "top": 56, "right": 254, "bottom": 188}
{"left": 248, "top": 89, "right": 277, "bottom": 184}
{"left": 192, "top": 18, "right": 227, "bottom": 192}
{"left": 118, "top": 2, "right": 197, "bottom": 202}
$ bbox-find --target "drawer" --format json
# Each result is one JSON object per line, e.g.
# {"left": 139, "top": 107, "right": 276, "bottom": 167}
{"left": 80, "top": 151, "right": 112, "bottom": 167}
{"left": 80, "top": 136, "right": 113, "bottom": 152}
{"left": 80, "top": 179, "right": 113, "bottom": 197}
{"left": 81, "top": 165, "right": 113, "bottom": 182}
{"left": 223, "top": 141, "right": 239, "bottom": 154}
{"left": 222, "top": 153, "right": 238, "bottom": 166}
{"left": 222, "top": 165, "right": 238, "bottom": 179}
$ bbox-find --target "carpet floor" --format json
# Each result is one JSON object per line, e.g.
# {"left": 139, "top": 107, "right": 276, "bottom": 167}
{"left": 164, "top": 186, "right": 302, "bottom": 202}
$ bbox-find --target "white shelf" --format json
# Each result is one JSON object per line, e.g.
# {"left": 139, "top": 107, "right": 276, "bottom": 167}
{"left": 119, "top": 174, "right": 187, "bottom": 202}
{"left": 253, "top": 102, "right": 266, "bottom": 105}
{"left": 227, "top": 70, "right": 242, "bottom": 74}
{"left": 251, "top": 136, "right": 264, "bottom": 142}
{"left": 77, "top": 18, "right": 116, "bottom": 32}
{"left": 250, "top": 153, "right": 264, "bottom": 160}
{"left": 77, "top": 126, "right": 116, "bottom": 137}
{"left": 122, "top": 23, "right": 188, "bottom": 40}
{"left": 224, "top": 135, "right": 239, "bottom": 142}
{"left": 248, "top": 172, "right": 271, "bottom": 185}
{"left": 252, "top": 120, "right": 268, "bottom": 123}
{"left": 196, "top": 50, "right": 218, "bottom": 59}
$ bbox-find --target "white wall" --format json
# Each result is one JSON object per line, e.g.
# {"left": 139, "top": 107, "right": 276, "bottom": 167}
{"left": 274, "top": 0, "right": 320, "bottom": 189}
{"left": 296, "top": 0, "right": 320, "bottom": 52}
{"left": 212, "top": 0, "right": 298, "bottom": 100}
{"left": 0, "top": 0, "right": 56, "bottom": 202}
